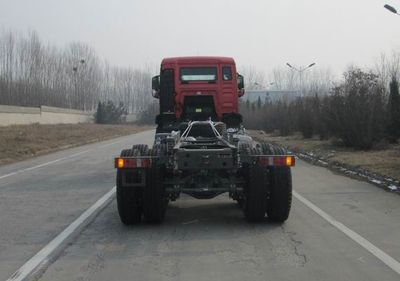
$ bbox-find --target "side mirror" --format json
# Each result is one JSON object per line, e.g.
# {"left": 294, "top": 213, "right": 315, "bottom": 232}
{"left": 152, "top": 75, "right": 160, "bottom": 98}
{"left": 152, "top": 75, "right": 160, "bottom": 91}
{"left": 237, "top": 74, "right": 244, "bottom": 90}
{"left": 237, "top": 74, "right": 245, "bottom": 97}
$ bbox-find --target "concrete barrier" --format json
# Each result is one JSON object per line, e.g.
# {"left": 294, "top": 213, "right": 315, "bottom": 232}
{"left": 40, "top": 106, "right": 93, "bottom": 125}
{"left": 125, "top": 113, "right": 139, "bottom": 122}
{"left": 0, "top": 105, "right": 93, "bottom": 126}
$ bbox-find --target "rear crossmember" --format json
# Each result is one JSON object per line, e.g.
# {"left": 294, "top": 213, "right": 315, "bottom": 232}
{"left": 114, "top": 155, "right": 295, "bottom": 169}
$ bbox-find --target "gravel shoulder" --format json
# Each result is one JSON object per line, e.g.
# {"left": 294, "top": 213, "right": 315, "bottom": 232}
{"left": 250, "top": 130, "right": 400, "bottom": 191}
{"left": 0, "top": 123, "right": 153, "bottom": 166}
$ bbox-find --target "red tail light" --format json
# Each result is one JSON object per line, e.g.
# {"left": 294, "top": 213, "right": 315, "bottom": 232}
{"left": 257, "top": 156, "right": 295, "bottom": 167}
{"left": 114, "top": 158, "right": 152, "bottom": 169}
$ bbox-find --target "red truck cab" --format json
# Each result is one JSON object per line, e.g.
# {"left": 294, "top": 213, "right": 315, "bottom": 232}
{"left": 152, "top": 56, "right": 244, "bottom": 132}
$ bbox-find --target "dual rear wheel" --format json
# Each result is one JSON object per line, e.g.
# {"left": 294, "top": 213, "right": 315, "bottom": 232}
{"left": 116, "top": 145, "right": 167, "bottom": 225}
{"left": 242, "top": 165, "right": 292, "bottom": 223}
{"left": 241, "top": 143, "right": 292, "bottom": 223}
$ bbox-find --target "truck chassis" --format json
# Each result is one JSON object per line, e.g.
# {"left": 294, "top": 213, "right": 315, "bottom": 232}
{"left": 115, "top": 121, "right": 294, "bottom": 224}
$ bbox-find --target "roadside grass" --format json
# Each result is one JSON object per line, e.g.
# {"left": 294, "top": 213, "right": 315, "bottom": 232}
{"left": 0, "top": 123, "right": 153, "bottom": 166}
{"left": 250, "top": 130, "right": 400, "bottom": 181}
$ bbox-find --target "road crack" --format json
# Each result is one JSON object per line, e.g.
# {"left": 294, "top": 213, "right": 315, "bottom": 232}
{"left": 281, "top": 225, "right": 308, "bottom": 266}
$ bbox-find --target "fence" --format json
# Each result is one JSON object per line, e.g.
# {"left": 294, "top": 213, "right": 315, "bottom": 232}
{"left": 0, "top": 105, "right": 93, "bottom": 126}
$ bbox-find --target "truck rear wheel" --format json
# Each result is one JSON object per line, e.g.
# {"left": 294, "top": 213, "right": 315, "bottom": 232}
{"left": 243, "top": 165, "right": 268, "bottom": 222}
{"left": 143, "top": 163, "right": 167, "bottom": 223}
{"left": 132, "top": 144, "right": 149, "bottom": 156}
{"left": 116, "top": 147, "right": 149, "bottom": 225}
{"left": 267, "top": 167, "right": 292, "bottom": 222}
{"left": 116, "top": 169, "right": 143, "bottom": 225}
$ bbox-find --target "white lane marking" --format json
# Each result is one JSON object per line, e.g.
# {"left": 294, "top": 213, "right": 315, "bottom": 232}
{"left": 0, "top": 130, "right": 153, "bottom": 181}
{"left": 293, "top": 190, "right": 400, "bottom": 275}
{"left": 0, "top": 149, "right": 92, "bottom": 180}
{"left": 22, "top": 158, "right": 66, "bottom": 171}
{"left": 7, "top": 187, "right": 116, "bottom": 281}
{"left": 98, "top": 140, "right": 126, "bottom": 148}
{"left": 0, "top": 172, "right": 17, "bottom": 180}
{"left": 98, "top": 130, "right": 154, "bottom": 148}
{"left": 69, "top": 149, "right": 92, "bottom": 157}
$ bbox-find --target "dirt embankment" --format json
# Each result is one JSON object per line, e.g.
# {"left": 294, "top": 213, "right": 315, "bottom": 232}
{"left": 0, "top": 123, "right": 153, "bottom": 166}
{"left": 250, "top": 130, "right": 400, "bottom": 192}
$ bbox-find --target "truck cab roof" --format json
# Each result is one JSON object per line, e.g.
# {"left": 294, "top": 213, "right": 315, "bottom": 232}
{"left": 161, "top": 56, "right": 235, "bottom": 66}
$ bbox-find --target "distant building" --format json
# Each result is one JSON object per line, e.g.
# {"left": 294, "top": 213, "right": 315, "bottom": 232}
{"left": 243, "top": 90, "right": 301, "bottom": 103}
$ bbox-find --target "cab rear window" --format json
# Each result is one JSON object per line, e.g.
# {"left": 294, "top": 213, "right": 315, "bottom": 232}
{"left": 180, "top": 67, "right": 217, "bottom": 82}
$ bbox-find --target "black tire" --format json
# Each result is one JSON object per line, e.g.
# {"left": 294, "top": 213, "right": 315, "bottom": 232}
{"left": 238, "top": 142, "right": 251, "bottom": 156}
{"left": 120, "top": 149, "right": 131, "bottom": 157}
{"left": 243, "top": 165, "right": 268, "bottom": 222}
{"left": 132, "top": 144, "right": 149, "bottom": 156}
{"left": 116, "top": 147, "right": 149, "bottom": 225}
{"left": 152, "top": 143, "right": 167, "bottom": 158}
{"left": 143, "top": 164, "right": 167, "bottom": 223}
{"left": 267, "top": 167, "right": 292, "bottom": 222}
{"left": 238, "top": 142, "right": 260, "bottom": 161}
{"left": 259, "top": 142, "right": 285, "bottom": 155}
{"left": 260, "top": 142, "right": 273, "bottom": 154}
{"left": 116, "top": 169, "right": 142, "bottom": 225}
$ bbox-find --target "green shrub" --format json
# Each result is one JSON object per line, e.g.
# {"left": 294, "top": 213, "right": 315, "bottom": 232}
{"left": 95, "top": 101, "right": 126, "bottom": 124}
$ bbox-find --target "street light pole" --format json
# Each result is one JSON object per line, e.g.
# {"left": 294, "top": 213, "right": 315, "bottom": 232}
{"left": 72, "top": 59, "right": 86, "bottom": 110}
{"left": 384, "top": 4, "right": 400, "bottom": 16}
{"left": 286, "top": 62, "right": 316, "bottom": 97}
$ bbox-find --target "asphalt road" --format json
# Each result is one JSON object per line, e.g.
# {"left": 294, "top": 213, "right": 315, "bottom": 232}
{"left": 1, "top": 129, "right": 399, "bottom": 281}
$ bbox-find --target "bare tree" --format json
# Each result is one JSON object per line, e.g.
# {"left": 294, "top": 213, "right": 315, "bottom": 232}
{"left": 269, "top": 66, "right": 334, "bottom": 96}
{"left": 238, "top": 66, "right": 267, "bottom": 90}
{"left": 375, "top": 51, "right": 400, "bottom": 89}
{"left": 0, "top": 29, "right": 153, "bottom": 115}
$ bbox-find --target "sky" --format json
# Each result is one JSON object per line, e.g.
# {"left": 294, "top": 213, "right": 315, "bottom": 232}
{"left": 1, "top": 0, "right": 400, "bottom": 77}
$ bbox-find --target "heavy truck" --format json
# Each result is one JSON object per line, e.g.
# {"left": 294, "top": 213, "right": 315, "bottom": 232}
{"left": 114, "top": 56, "right": 295, "bottom": 224}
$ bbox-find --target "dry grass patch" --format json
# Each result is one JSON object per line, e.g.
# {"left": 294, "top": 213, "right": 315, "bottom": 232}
{"left": 250, "top": 130, "right": 400, "bottom": 181}
{"left": 0, "top": 123, "right": 152, "bottom": 166}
